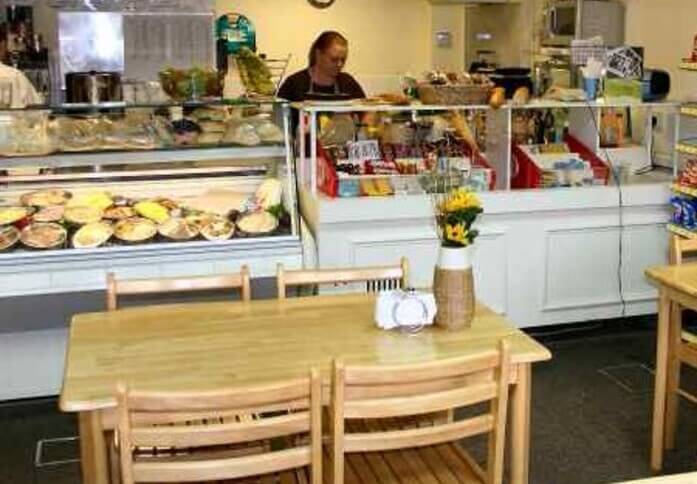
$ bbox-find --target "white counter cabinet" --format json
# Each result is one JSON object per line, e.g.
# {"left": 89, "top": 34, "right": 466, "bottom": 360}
{"left": 301, "top": 181, "right": 670, "bottom": 328}
{"left": 297, "top": 100, "right": 678, "bottom": 328}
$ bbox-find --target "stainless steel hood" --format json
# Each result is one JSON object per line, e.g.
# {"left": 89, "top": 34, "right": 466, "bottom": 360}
{"left": 51, "top": 0, "right": 215, "bottom": 89}
{"left": 49, "top": 0, "right": 213, "bottom": 13}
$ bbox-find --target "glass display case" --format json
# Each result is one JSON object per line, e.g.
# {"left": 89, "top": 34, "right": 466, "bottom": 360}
{"left": 0, "top": 100, "right": 301, "bottom": 297}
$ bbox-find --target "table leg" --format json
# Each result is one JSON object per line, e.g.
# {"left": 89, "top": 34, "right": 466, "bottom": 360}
{"left": 665, "top": 301, "right": 682, "bottom": 450}
{"left": 510, "top": 363, "right": 531, "bottom": 484}
{"left": 78, "top": 411, "right": 109, "bottom": 484}
{"left": 651, "top": 289, "right": 671, "bottom": 472}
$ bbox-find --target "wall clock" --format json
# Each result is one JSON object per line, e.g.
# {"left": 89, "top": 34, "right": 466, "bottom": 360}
{"left": 308, "top": 0, "right": 336, "bottom": 9}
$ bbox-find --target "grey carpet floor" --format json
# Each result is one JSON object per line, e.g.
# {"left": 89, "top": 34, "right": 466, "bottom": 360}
{"left": 1, "top": 322, "right": 696, "bottom": 484}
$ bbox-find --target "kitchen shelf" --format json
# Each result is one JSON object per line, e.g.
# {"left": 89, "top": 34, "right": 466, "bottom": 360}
{"left": 672, "top": 183, "right": 697, "bottom": 198}
{"left": 677, "top": 141, "right": 697, "bottom": 156}
{"left": 0, "top": 98, "right": 279, "bottom": 113}
{"left": 297, "top": 99, "right": 679, "bottom": 114}
{"left": 0, "top": 144, "right": 286, "bottom": 169}
{"left": 680, "top": 62, "right": 697, "bottom": 71}
{"left": 681, "top": 105, "right": 697, "bottom": 117}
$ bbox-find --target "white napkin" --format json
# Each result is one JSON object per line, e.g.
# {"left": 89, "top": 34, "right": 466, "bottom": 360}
{"left": 375, "top": 290, "right": 437, "bottom": 330}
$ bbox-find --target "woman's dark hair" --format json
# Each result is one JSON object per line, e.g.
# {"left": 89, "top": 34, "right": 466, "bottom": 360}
{"left": 308, "top": 31, "right": 348, "bottom": 67}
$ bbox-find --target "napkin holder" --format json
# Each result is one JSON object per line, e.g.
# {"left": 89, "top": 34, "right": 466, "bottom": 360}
{"left": 375, "top": 290, "right": 437, "bottom": 331}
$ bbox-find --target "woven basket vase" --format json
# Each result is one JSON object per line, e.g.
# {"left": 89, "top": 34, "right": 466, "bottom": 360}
{"left": 434, "top": 246, "right": 475, "bottom": 331}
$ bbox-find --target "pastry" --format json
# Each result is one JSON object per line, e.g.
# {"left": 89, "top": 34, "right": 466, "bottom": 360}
{"left": 185, "top": 212, "right": 217, "bottom": 229}
{"left": 134, "top": 201, "right": 170, "bottom": 224}
{"left": 223, "top": 123, "right": 261, "bottom": 146}
{"left": 159, "top": 218, "right": 200, "bottom": 241}
{"left": 67, "top": 192, "right": 113, "bottom": 211}
{"left": 103, "top": 206, "right": 136, "bottom": 221}
{"left": 151, "top": 198, "right": 179, "bottom": 211}
{"left": 198, "top": 120, "right": 226, "bottom": 133}
{"left": 191, "top": 107, "right": 227, "bottom": 122}
{"left": 20, "top": 223, "right": 67, "bottom": 250}
{"left": 236, "top": 211, "right": 278, "bottom": 235}
{"left": 255, "top": 179, "right": 283, "bottom": 209}
{"left": 73, "top": 222, "right": 113, "bottom": 249}
{"left": 114, "top": 218, "right": 157, "bottom": 243}
{"left": 0, "top": 206, "right": 31, "bottom": 225}
{"left": 255, "top": 122, "right": 284, "bottom": 143}
{"left": 64, "top": 205, "right": 104, "bottom": 225}
{"left": 201, "top": 217, "right": 235, "bottom": 241}
{"left": 33, "top": 205, "right": 65, "bottom": 223}
{"left": 0, "top": 226, "right": 19, "bottom": 251}
{"left": 197, "top": 132, "right": 224, "bottom": 145}
{"left": 21, "top": 189, "right": 71, "bottom": 207}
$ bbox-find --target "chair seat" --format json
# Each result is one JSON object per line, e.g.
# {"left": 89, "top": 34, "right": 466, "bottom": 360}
{"left": 343, "top": 442, "right": 484, "bottom": 484}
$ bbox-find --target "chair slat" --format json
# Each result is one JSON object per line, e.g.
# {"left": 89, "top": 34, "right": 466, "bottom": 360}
{"left": 344, "top": 351, "right": 499, "bottom": 385}
{"left": 277, "top": 258, "right": 408, "bottom": 299}
{"left": 365, "top": 419, "right": 441, "bottom": 484}
{"left": 679, "top": 342, "right": 697, "bottom": 369}
{"left": 131, "top": 412, "right": 310, "bottom": 448}
{"left": 127, "top": 379, "right": 310, "bottom": 412}
{"left": 344, "top": 382, "right": 497, "bottom": 419}
{"left": 344, "top": 414, "right": 494, "bottom": 453}
{"left": 107, "top": 265, "right": 251, "bottom": 310}
{"left": 344, "top": 371, "right": 494, "bottom": 400}
{"left": 132, "top": 446, "right": 312, "bottom": 482}
{"left": 434, "top": 443, "right": 486, "bottom": 482}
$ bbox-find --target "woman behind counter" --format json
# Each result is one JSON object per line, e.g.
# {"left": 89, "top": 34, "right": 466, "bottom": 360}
{"left": 278, "top": 31, "right": 365, "bottom": 102}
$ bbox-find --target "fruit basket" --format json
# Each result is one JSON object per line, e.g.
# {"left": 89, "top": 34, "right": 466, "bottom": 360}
{"left": 159, "top": 67, "right": 223, "bottom": 101}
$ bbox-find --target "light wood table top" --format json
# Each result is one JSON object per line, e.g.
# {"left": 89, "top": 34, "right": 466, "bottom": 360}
{"left": 615, "top": 472, "right": 697, "bottom": 483}
{"left": 60, "top": 293, "right": 551, "bottom": 413}
{"left": 646, "top": 263, "right": 697, "bottom": 296}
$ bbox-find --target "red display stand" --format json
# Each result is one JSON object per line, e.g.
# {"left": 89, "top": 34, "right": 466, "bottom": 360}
{"left": 511, "top": 134, "right": 610, "bottom": 189}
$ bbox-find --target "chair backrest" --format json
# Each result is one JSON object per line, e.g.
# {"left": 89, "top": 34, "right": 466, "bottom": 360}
{"left": 106, "top": 265, "right": 251, "bottom": 311}
{"left": 331, "top": 340, "right": 511, "bottom": 484}
{"left": 670, "top": 234, "right": 697, "bottom": 265}
{"left": 276, "top": 258, "right": 409, "bottom": 299}
{"left": 116, "top": 369, "right": 322, "bottom": 484}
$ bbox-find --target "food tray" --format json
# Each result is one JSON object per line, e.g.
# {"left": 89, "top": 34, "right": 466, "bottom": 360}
{"left": 511, "top": 134, "right": 610, "bottom": 189}
{"left": 417, "top": 83, "right": 491, "bottom": 106}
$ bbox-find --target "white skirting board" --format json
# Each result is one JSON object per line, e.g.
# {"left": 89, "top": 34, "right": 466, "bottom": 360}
{"left": 301, "top": 183, "right": 671, "bottom": 328}
{"left": 0, "top": 243, "right": 303, "bottom": 400}
{"left": 0, "top": 329, "right": 68, "bottom": 401}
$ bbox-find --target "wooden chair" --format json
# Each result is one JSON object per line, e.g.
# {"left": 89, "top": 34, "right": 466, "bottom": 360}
{"left": 106, "top": 265, "right": 251, "bottom": 311}
{"left": 116, "top": 369, "right": 322, "bottom": 483}
{"left": 330, "top": 340, "right": 511, "bottom": 484}
{"left": 664, "top": 235, "right": 697, "bottom": 450}
{"left": 276, "top": 258, "right": 409, "bottom": 299}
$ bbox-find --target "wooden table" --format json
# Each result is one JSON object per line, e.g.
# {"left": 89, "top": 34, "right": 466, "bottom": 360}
{"left": 645, "top": 263, "right": 697, "bottom": 471}
{"left": 615, "top": 472, "right": 697, "bottom": 484}
{"left": 59, "top": 293, "right": 551, "bottom": 484}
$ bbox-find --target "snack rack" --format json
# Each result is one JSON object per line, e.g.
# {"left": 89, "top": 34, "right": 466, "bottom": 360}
{"left": 296, "top": 103, "right": 507, "bottom": 197}
{"left": 511, "top": 134, "right": 611, "bottom": 189}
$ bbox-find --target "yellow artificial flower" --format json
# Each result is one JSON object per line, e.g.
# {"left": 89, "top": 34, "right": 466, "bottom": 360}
{"left": 440, "top": 188, "right": 481, "bottom": 213}
{"left": 444, "top": 223, "right": 470, "bottom": 246}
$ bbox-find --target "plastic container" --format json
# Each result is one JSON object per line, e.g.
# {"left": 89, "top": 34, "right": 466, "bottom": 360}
{"left": 511, "top": 134, "right": 610, "bottom": 189}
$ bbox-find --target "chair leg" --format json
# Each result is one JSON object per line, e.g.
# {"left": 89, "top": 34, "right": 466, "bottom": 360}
{"left": 665, "top": 302, "right": 682, "bottom": 450}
